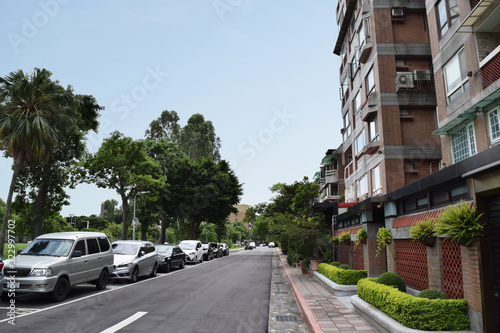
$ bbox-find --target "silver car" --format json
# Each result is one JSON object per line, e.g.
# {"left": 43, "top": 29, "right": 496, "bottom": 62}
{"left": 1, "top": 232, "right": 114, "bottom": 302}
{"left": 111, "top": 240, "right": 159, "bottom": 283}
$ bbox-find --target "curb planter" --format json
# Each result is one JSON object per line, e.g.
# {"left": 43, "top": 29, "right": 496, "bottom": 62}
{"left": 310, "top": 260, "right": 323, "bottom": 271}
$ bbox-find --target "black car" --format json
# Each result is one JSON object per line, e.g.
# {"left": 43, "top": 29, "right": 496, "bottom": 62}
{"left": 209, "top": 242, "right": 222, "bottom": 258}
{"left": 155, "top": 244, "right": 186, "bottom": 272}
{"left": 202, "top": 243, "right": 214, "bottom": 261}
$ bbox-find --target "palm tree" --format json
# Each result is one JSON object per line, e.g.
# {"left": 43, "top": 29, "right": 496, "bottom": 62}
{"left": 0, "top": 68, "right": 75, "bottom": 255}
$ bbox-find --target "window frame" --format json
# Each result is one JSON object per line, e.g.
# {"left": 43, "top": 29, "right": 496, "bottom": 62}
{"left": 369, "top": 115, "right": 379, "bottom": 142}
{"left": 343, "top": 111, "right": 352, "bottom": 139}
{"left": 357, "top": 174, "right": 368, "bottom": 200}
{"left": 443, "top": 48, "right": 469, "bottom": 104}
{"left": 355, "top": 130, "right": 366, "bottom": 156}
{"left": 488, "top": 107, "right": 500, "bottom": 144}
{"left": 451, "top": 122, "right": 476, "bottom": 163}
{"left": 365, "top": 66, "right": 375, "bottom": 97}
{"left": 371, "top": 165, "right": 382, "bottom": 196}
{"left": 436, "top": 0, "right": 459, "bottom": 37}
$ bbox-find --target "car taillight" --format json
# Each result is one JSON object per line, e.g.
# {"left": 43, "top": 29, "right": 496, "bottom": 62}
{"left": 0, "top": 261, "right": 4, "bottom": 271}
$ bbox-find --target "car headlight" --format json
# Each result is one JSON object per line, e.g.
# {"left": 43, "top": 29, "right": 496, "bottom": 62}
{"left": 30, "top": 268, "right": 53, "bottom": 277}
{"left": 117, "top": 262, "right": 132, "bottom": 268}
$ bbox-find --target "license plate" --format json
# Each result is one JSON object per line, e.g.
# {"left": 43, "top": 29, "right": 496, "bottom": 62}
{"left": 9, "top": 282, "right": 20, "bottom": 289}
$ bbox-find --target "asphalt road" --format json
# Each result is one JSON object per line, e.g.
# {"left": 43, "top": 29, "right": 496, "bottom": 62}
{"left": 0, "top": 247, "right": 274, "bottom": 333}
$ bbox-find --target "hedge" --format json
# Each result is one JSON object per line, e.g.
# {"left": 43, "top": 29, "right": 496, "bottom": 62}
{"left": 318, "top": 263, "right": 367, "bottom": 285}
{"left": 357, "top": 278, "right": 470, "bottom": 331}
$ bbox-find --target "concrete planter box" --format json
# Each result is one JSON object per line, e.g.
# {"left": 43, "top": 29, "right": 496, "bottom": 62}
{"left": 351, "top": 295, "right": 475, "bottom": 333}
{"left": 312, "top": 271, "right": 357, "bottom": 297}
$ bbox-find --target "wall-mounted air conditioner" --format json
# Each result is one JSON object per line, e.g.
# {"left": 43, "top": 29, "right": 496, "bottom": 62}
{"left": 391, "top": 8, "right": 404, "bottom": 17}
{"left": 413, "top": 70, "right": 431, "bottom": 81}
{"left": 396, "top": 72, "right": 414, "bottom": 90}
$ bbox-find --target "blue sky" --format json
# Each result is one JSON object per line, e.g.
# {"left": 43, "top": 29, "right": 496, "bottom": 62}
{"left": 0, "top": 1, "right": 342, "bottom": 217}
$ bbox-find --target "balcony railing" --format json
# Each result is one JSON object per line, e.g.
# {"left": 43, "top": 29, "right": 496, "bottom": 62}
{"left": 325, "top": 169, "right": 339, "bottom": 183}
{"left": 395, "top": 71, "right": 435, "bottom": 92}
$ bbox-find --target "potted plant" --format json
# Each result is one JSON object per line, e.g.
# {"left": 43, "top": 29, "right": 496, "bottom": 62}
{"left": 339, "top": 230, "right": 351, "bottom": 244}
{"left": 435, "top": 200, "right": 484, "bottom": 247}
{"left": 354, "top": 228, "right": 367, "bottom": 249}
{"left": 330, "top": 236, "right": 339, "bottom": 244}
{"left": 409, "top": 218, "right": 437, "bottom": 247}
{"left": 300, "top": 258, "right": 310, "bottom": 274}
{"left": 376, "top": 227, "right": 394, "bottom": 257}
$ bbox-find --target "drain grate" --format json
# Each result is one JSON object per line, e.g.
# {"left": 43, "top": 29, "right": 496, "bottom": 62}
{"left": 274, "top": 282, "right": 286, "bottom": 284}
{"left": 276, "top": 315, "right": 297, "bottom": 322}
{"left": 275, "top": 291, "right": 289, "bottom": 295}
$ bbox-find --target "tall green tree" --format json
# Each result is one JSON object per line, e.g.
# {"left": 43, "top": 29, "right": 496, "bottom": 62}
{"left": 13, "top": 94, "right": 103, "bottom": 238}
{"left": 0, "top": 68, "right": 75, "bottom": 256}
{"left": 83, "top": 132, "right": 164, "bottom": 239}
{"left": 144, "top": 109, "right": 180, "bottom": 141}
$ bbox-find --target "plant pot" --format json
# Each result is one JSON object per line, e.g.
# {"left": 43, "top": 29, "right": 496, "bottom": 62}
{"left": 419, "top": 237, "right": 436, "bottom": 247}
{"left": 343, "top": 240, "right": 351, "bottom": 245}
{"left": 457, "top": 237, "right": 473, "bottom": 247}
{"left": 360, "top": 238, "right": 367, "bottom": 245}
{"left": 310, "top": 259, "right": 323, "bottom": 271}
{"left": 299, "top": 260, "right": 308, "bottom": 274}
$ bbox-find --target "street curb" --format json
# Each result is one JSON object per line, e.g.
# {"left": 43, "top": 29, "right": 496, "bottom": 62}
{"left": 276, "top": 249, "right": 322, "bottom": 333}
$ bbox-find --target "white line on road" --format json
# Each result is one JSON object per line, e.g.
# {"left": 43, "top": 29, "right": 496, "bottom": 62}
{"left": 100, "top": 311, "right": 148, "bottom": 333}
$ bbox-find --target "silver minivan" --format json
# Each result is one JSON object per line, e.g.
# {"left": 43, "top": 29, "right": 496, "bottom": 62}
{"left": 1, "top": 232, "right": 114, "bottom": 302}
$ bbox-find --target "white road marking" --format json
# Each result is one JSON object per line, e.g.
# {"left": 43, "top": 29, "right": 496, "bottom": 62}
{"left": 100, "top": 311, "right": 148, "bottom": 333}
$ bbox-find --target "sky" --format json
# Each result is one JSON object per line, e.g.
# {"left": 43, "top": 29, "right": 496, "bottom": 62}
{"left": 0, "top": 1, "right": 342, "bottom": 218}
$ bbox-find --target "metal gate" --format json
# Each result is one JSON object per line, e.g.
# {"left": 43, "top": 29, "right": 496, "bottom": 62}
{"left": 486, "top": 195, "right": 500, "bottom": 329}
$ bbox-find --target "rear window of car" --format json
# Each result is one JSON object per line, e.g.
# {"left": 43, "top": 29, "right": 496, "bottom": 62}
{"left": 98, "top": 237, "right": 110, "bottom": 252}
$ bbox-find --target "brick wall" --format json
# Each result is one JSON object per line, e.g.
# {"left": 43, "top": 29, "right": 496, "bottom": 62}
{"left": 427, "top": 239, "right": 443, "bottom": 290}
{"left": 392, "top": 12, "right": 430, "bottom": 44}
{"left": 482, "top": 52, "right": 500, "bottom": 89}
{"left": 461, "top": 240, "right": 483, "bottom": 312}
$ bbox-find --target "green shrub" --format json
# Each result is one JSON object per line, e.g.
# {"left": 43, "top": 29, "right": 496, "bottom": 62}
{"left": 286, "top": 252, "right": 297, "bottom": 266}
{"left": 376, "top": 272, "right": 406, "bottom": 293}
{"left": 318, "top": 263, "right": 366, "bottom": 285}
{"left": 339, "top": 230, "right": 351, "bottom": 243}
{"left": 435, "top": 200, "right": 483, "bottom": 246}
{"left": 409, "top": 218, "right": 436, "bottom": 240}
{"left": 357, "top": 279, "right": 470, "bottom": 331}
{"left": 330, "top": 261, "right": 341, "bottom": 267}
{"left": 338, "top": 264, "right": 351, "bottom": 270}
{"left": 417, "top": 289, "right": 447, "bottom": 300}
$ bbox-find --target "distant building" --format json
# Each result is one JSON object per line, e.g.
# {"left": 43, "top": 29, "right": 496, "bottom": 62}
{"left": 228, "top": 204, "right": 251, "bottom": 227}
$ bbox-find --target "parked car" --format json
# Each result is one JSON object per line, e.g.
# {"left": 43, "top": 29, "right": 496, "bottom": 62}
{"left": 111, "top": 240, "right": 159, "bottom": 283}
{"left": 209, "top": 242, "right": 222, "bottom": 258}
{"left": 179, "top": 240, "right": 204, "bottom": 264}
{"left": 1, "top": 232, "right": 114, "bottom": 302}
{"left": 220, "top": 243, "right": 229, "bottom": 256}
{"left": 246, "top": 241, "right": 256, "bottom": 250}
{"left": 202, "top": 243, "right": 214, "bottom": 261}
{"left": 268, "top": 242, "right": 275, "bottom": 248}
{"left": 155, "top": 244, "right": 186, "bottom": 272}
{"left": 0, "top": 256, "right": 4, "bottom": 298}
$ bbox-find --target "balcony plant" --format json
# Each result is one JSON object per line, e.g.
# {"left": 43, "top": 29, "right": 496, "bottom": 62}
{"left": 339, "top": 230, "right": 351, "bottom": 244}
{"left": 435, "top": 200, "right": 483, "bottom": 247}
{"left": 330, "top": 236, "right": 339, "bottom": 243}
{"left": 376, "top": 227, "right": 393, "bottom": 257}
{"left": 353, "top": 228, "right": 367, "bottom": 249}
{"left": 409, "top": 218, "right": 437, "bottom": 247}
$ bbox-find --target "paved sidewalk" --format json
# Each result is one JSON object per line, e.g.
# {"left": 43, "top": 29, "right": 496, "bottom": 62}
{"left": 277, "top": 252, "right": 377, "bottom": 333}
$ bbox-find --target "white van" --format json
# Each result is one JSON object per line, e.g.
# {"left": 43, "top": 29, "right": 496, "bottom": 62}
{"left": 1, "top": 232, "right": 114, "bottom": 302}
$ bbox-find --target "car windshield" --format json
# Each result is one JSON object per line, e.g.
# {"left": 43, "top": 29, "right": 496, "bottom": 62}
{"left": 209, "top": 243, "right": 218, "bottom": 248}
{"left": 112, "top": 243, "right": 139, "bottom": 255}
{"left": 202, "top": 244, "right": 209, "bottom": 249}
{"left": 179, "top": 243, "right": 195, "bottom": 250}
{"left": 155, "top": 245, "right": 173, "bottom": 255}
{"left": 20, "top": 239, "right": 74, "bottom": 257}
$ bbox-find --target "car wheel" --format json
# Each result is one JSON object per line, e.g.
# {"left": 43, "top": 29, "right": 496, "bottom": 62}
{"left": 150, "top": 263, "right": 158, "bottom": 277}
{"left": 50, "top": 277, "right": 69, "bottom": 302}
{"left": 95, "top": 270, "right": 109, "bottom": 290}
{"left": 165, "top": 261, "right": 171, "bottom": 273}
{"left": 180, "top": 259, "right": 185, "bottom": 269}
{"left": 129, "top": 266, "right": 139, "bottom": 283}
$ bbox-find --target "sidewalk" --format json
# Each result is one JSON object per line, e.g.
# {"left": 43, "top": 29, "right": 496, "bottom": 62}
{"left": 277, "top": 251, "right": 377, "bottom": 333}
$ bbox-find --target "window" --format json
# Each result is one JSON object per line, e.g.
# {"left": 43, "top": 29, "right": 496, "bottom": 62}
{"left": 87, "top": 238, "right": 100, "bottom": 254}
{"left": 346, "top": 184, "right": 356, "bottom": 203}
{"left": 355, "top": 130, "right": 366, "bottom": 155}
{"left": 358, "top": 18, "right": 371, "bottom": 49}
{"left": 488, "top": 107, "right": 500, "bottom": 143}
{"left": 371, "top": 165, "right": 382, "bottom": 196}
{"left": 74, "top": 240, "right": 87, "bottom": 256}
{"left": 451, "top": 123, "right": 476, "bottom": 163}
{"left": 366, "top": 66, "right": 375, "bottom": 97}
{"left": 341, "top": 73, "right": 348, "bottom": 99}
{"left": 351, "top": 48, "right": 359, "bottom": 74}
{"left": 353, "top": 91, "right": 361, "bottom": 113}
{"left": 98, "top": 237, "right": 110, "bottom": 252}
{"left": 340, "top": 42, "right": 346, "bottom": 63}
{"left": 436, "top": 0, "right": 459, "bottom": 37}
{"left": 343, "top": 112, "right": 351, "bottom": 138}
{"left": 443, "top": 49, "right": 469, "bottom": 104}
{"left": 369, "top": 115, "right": 379, "bottom": 142}
{"left": 357, "top": 174, "right": 368, "bottom": 200}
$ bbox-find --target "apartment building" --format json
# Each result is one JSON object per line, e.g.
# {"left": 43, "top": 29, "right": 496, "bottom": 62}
{"left": 327, "top": 0, "right": 500, "bottom": 331}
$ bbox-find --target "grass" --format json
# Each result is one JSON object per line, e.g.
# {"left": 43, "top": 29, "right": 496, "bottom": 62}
{"left": 2, "top": 243, "right": 28, "bottom": 259}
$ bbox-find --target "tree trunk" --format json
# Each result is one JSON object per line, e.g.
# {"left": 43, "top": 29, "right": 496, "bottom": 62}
{"left": 0, "top": 156, "right": 24, "bottom": 257}
{"left": 158, "top": 212, "right": 166, "bottom": 244}
{"left": 31, "top": 175, "right": 49, "bottom": 239}
{"left": 121, "top": 195, "right": 130, "bottom": 240}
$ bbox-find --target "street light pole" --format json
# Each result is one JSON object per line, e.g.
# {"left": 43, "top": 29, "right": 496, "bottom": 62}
{"left": 69, "top": 214, "right": 75, "bottom": 229}
{"left": 133, "top": 191, "right": 149, "bottom": 240}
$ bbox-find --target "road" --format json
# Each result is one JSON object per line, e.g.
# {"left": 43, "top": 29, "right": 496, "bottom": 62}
{"left": 0, "top": 247, "right": 273, "bottom": 333}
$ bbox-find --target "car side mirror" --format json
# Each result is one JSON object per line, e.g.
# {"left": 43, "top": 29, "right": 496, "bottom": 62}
{"left": 140, "top": 251, "right": 145, "bottom": 257}
{"left": 73, "top": 250, "right": 82, "bottom": 258}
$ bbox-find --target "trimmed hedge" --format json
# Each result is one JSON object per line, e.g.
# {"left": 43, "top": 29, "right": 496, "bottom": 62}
{"left": 318, "top": 263, "right": 367, "bottom": 285}
{"left": 357, "top": 278, "right": 470, "bottom": 331}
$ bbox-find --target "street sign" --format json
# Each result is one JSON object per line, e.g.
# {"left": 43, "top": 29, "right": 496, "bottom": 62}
{"left": 132, "top": 217, "right": 139, "bottom": 227}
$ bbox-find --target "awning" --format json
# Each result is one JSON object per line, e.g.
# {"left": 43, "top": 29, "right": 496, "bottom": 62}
{"left": 457, "top": 0, "right": 499, "bottom": 33}
{"left": 432, "top": 113, "right": 475, "bottom": 135}
{"left": 321, "top": 154, "right": 337, "bottom": 165}
{"left": 314, "top": 171, "right": 321, "bottom": 180}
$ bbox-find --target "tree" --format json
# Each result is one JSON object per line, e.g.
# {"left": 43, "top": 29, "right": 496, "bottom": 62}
{"left": 83, "top": 132, "right": 164, "bottom": 239}
{"left": 13, "top": 93, "right": 103, "bottom": 238}
{"left": 102, "top": 199, "right": 119, "bottom": 223}
{"left": 0, "top": 68, "right": 75, "bottom": 256}
{"left": 144, "top": 109, "right": 180, "bottom": 141}
{"left": 178, "top": 114, "right": 221, "bottom": 162}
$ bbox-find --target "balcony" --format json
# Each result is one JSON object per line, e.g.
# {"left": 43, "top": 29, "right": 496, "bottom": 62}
{"left": 344, "top": 160, "right": 354, "bottom": 180}
{"left": 395, "top": 71, "right": 435, "bottom": 92}
{"left": 325, "top": 169, "right": 339, "bottom": 183}
{"left": 359, "top": 36, "right": 372, "bottom": 64}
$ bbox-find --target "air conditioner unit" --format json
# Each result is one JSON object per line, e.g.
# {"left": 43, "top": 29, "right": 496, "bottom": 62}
{"left": 413, "top": 70, "right": 431, "bottom": 81}
{"left": 391, "top": 8, "right": 404, "bottom": 17}
{"left": 396, "top": 72, "right": 414, "bottom": 89}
